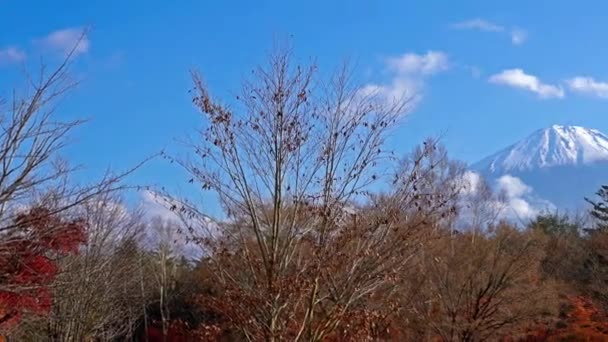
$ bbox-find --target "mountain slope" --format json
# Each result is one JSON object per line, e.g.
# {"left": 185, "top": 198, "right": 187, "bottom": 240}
{"left": 474, "top": 125, "right": 608, "bottom": 174}
{"left": 472, "top": 125, "right": 608, "bottom": 210}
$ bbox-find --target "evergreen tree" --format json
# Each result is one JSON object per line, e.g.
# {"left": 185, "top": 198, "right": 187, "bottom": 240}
{"left": 528, "top": 213, "right": 580, "bottom": 236}
{"left": 586, "top": 185, "right": 608, "bottom": 232}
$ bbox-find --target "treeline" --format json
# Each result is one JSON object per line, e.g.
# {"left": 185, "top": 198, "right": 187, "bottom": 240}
{"left": 2, "top": 44, "right": 608, "bottom": 341}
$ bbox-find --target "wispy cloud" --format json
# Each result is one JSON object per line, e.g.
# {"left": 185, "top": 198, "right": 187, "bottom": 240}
{"left": 566, "top": 76, "right": 608, "bottom": 98}
{"left": 0, "top": 46, "right": 26, "bottom": 65}
{"left": 489, "top": 68, "right": 564, "bottom": 99}
{"left": 102, "top": 51, "right": 126, "bottom": 69}
{"left": 37, "top": 27, "right": 90, "bottom": 56}
{"left": 451, "top": 18, "right": 527, "bottom": 45}
{"left": 510, "top": 28, "right": 527, "bottom": 45}
{"left": 451, "top": 18, "right": 503, "bottom": 32}
{"left": 361, "top": 51, "right": 449, "bottom": 110}
{"left": 386, "top": 51, "right": 449, "bottom": 75}
{"left": 464, "top": 65, "right": 482, "bottom": 79}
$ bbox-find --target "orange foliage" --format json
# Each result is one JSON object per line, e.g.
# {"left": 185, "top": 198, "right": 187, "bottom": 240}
{"left": 521, "top": 295, "right": 608, "bottom": 341}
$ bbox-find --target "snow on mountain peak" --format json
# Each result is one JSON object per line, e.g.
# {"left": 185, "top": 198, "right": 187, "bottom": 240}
{"left": 473, "top": 125, "right": 608, "bottom": 173}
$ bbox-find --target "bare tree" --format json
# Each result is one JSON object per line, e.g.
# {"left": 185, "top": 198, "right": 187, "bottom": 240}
{"left": 0, "top": 30, "right": 147, "bottom": 335}
{"left": 7, "top": 193, "right": 147, "bottom": 341}
{"left": 164, "top": 47, "right": 464, "bottom": 341}
{"left": 402, "top": 225, "right": 558, "bottom": 341}
{"left": 0, "top": 31, "right": 132, "bottom": 228}
{"left": 49, "top": 195, "right": 144, "bottom": 341}
{"left": 145, "top": 218, "right": 183, "bottom": 342}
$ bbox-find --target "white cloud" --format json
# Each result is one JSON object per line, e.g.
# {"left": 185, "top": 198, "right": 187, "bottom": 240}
{"left": 455, "top": 171, "right": 506, "bottom": 229}
{"left": 386, "top": 51, "right": 449, "bottom": 75}
{"left": 510, "top": 28, "right": 527, "bottom": 45}
{"left": 507, "top": 198, "right": 537, "bottom": 219}
{"left": 139, "top": 190, "right": 216, "bottom": 259}
{"left": 360, "top": 51, "right": 449, "bottom": 111}
{"left": 140, "top": 190, "right": 180, "bottom": 222}
{"left": 458, "top": 172, "right": 553, "bottom": 223}
{"left": 495, "top": 174, "right": 553, "bottom": 220}
{"left": 461, "top": 170, "right": 482, "bottom": 195}
{"left": 451, "top": 18, "right": 504, "bottom": 32}
{"left": 497, "top": 175, "right": 531, "bottom": 198}
{"left": 138, "top": 197, "right": 200, "bottom": 259}
{"left": 0, "top": 46, "right": 26, "bottom": 64}
{"left": 489, "top": 69, "right": 564, "bottom": 99}
{"left": 358, "top": 78, "right": 420, "bottom": 108}
{"left": 37, "top": 27, "right": 90, "bottom": 56}
{"left": 566, "top": 76, "right": 608, "bottom": 98}
{"left": 139, "top": 189, "right": 220, "bottom": 236}
{"left": 451, "top": 19, "right": 527, "bottom": 45}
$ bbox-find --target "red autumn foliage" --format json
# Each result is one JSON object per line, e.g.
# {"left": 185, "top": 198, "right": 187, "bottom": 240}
{"left": 0, "top": 207, "right": 86, "bottom": 329}
{"left": 143, "top": 320, "right": 224, "bottom": 342}
{"left": 558, "top": 296, "right": 608, "bottom": 339}
{"left": 143, "top": 326, "right": 194, "bottom": 342}
{"left": 520, "top": 295, "right": 608, "bottom": 341}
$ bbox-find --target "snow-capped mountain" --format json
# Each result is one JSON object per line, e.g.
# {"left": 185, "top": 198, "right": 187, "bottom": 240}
{"left": 474, "top": 125, "right": 608, "bottom": 174}
{"left": 473, "top": 125, "right": 608, "bottom": 211}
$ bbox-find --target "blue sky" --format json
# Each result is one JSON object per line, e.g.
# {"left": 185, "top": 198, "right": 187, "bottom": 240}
{"left": 2, "top": 0, "right": 608, "bottom": 214}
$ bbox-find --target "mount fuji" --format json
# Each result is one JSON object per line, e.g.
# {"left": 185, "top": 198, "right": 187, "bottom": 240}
{"left": 472, "top": 125, "right": 608, "bottom": 211}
